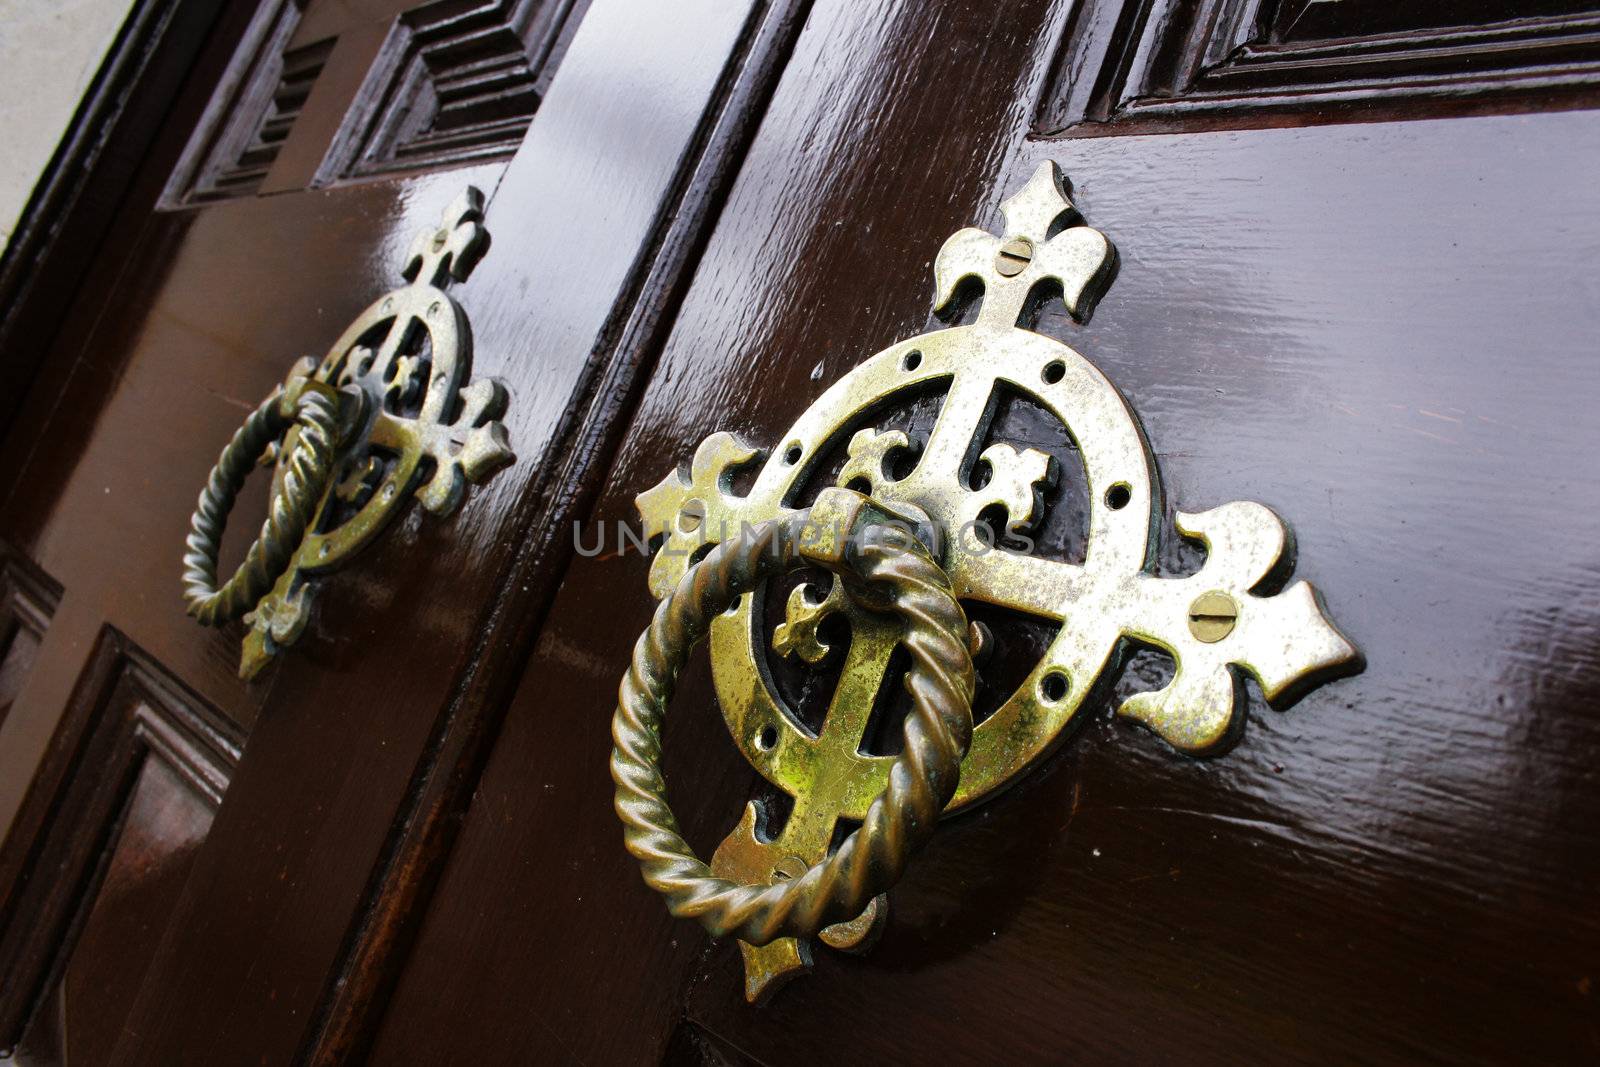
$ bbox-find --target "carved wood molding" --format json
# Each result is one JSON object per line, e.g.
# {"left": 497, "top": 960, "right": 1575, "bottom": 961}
{"left": 330, "top": 0, "right": 588, "bottom": 181}
{"left": 1040, "top": 0, "right": 1600, "bottom": 135}
{"left": 0, "top": 553, "right": 63, "bottom": 735}
{"left": 162, "top": 0, "right": 320, "bottom": 205}
{"left": 0, "top": 632, "right": 240, "bottom": 1053}
{"left": 163, "top": 0, "right": 591, "bottom": 203}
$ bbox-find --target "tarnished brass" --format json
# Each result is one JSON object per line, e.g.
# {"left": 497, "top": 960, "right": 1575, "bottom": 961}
{"left": 181, "top": 380, "right": 344, "bottom": 627}
{"left": 631, "top": 161, "right": 1361, "bottom": 1001}
{"left": 180, "top": 188, "right": 514, "bottom": 678}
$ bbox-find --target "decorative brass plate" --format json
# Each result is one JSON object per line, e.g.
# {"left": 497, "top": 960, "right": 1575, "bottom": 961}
{"left": 633, "top": 162, "right": 1361, "bottom": 1001}
{"left": 182, "top": 188, "right": 513, "bottom": 678}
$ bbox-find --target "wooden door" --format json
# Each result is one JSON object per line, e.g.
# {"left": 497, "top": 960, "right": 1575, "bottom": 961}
{"left": 362, "top": 1, "right": 1600, "bottom": 1064}
{"left": 0, "top": 0, "right": 779, "bottom": 1061}
{"left": 1, "top": 0, "right": 1597, "bottom": 1064}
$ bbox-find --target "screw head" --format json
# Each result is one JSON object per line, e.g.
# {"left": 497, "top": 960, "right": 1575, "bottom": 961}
{"left": 995, "top": 236, "right": 1034, "bottom": 277}
{"left": 1188, "top": 591, "right": 1239, "bottom": 643}
{"left": 431, "top": 229, "right": 448, "bottom": 251}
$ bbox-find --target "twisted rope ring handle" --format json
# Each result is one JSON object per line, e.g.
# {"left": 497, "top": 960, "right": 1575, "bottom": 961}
{"left": 611, "top": 493, "right": 975, "bottom": 945}
{"left": 181, "top": 384, "right": 342, "bottom": 626}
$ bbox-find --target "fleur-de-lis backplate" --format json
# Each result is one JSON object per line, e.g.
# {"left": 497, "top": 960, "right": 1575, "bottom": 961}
{"left": 634, "top": 162, "right": 1361, "bottom": 1001}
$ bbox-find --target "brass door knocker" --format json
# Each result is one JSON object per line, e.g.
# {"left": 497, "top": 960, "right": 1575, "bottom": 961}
{"left": 613, "top": 491, "right": 976, "bottom": 946}
{"left": 614, "top": 162, "right": 1361, "bottom": 1002}
{"left": 181, "top": 188, "right": 514, "bottom": 678}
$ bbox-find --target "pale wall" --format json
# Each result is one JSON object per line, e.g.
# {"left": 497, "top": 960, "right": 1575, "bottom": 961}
{"left": 0, "top": 0, "right": 137, "bottom": 247}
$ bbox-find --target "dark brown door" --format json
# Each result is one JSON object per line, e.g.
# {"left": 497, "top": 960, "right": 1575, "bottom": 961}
{"left": 0, "top": 0, "right": 769, "bottom": 1061}
{"left": 365, "top": 1, "right": 1600, "bottom": 1063}
{"left": 2, "top": 0, "right": 1598, "bottom": 1064}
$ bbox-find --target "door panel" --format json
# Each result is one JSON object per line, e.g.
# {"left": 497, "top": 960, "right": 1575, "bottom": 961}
{"left": 1044, "top": 0, "right": 1600, "bottom": 133}
{"left": 0, "top": 157, "right": 512, "bottom": 1057}
{"left": 370, "top": 0, "right": 1600, "bottom": 1063}
{"left": 165, "top": 0, "right": 590, "bottom": 204}
{"left": 0, "top": 0, "right": 798, "bottom": 1060}
{"left": 2, "top": 638, "right": 238, "bottom": 1065}
{"left": 27, "top": 754, "right": 217, "bottom": 1067}
{"left": 679, "top": 112, "right": 1600, "bottom": 1064}
{"left": 370, "top": 0, "right": 1079, "bottom": 1060}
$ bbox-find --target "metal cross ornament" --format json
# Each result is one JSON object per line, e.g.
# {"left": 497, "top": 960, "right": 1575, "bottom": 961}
{"left": 634, "top": 162, "right": 1360, "bottom": 1001}
{"left": 237, "top": 187, "right": 513, "bottom": 678}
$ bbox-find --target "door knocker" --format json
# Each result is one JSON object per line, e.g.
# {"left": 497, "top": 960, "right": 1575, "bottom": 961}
{"left": 180, "top": 187, "right": 514, "bottom": 678}
{"left": 612, "top": 162, "right": 1361, "bottom": 1002}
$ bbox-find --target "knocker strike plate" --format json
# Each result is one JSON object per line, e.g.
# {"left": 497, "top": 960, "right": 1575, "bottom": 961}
{"left": 635, "top": 162, "right": 1361, "bottom": 1001}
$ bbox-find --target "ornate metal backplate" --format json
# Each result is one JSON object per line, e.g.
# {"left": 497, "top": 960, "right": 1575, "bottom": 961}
{"left": 635, "top": 162, "right": 1361, "bottom": 1001}
{"left": 240, "top": 188, "right": 513, "bottom": 678}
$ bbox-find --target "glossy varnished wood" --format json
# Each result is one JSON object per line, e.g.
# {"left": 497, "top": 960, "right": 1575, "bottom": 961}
{"left": 304, "top": 0, "right": 801, "bottom": 1057}
{"left": 0, "top": 638, "right": 239, "bottom": 1060}
{"left": 1, "top": 0, "right": 1597, "bottom": 1061}
{"left": 0, "top": 0, "right": 237, "bottom": 441}
{"left": 674, "top": 116, "right": 1600, "bottom": 1061}
{"left": 0, "top": 0, "right": 816, "bottom": 1060}
{"left": 1041, "top": 0, "right": 1600, "bottom": 135}
{"left": 371, "top": 0, "right": 1600, "bottom": 1062}
{"left": 0, "top": 165, "right": 512, "bottom": 1057}
{"left": 1, "top": 0, "right": 797, "bottom": 1058}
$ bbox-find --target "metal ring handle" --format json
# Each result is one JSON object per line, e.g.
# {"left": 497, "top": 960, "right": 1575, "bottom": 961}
{"left": 611, "top": 502, "right": 975, "bottom": 945}
{"left": 181, "top": 385, "right": 342, "bottom": 626}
